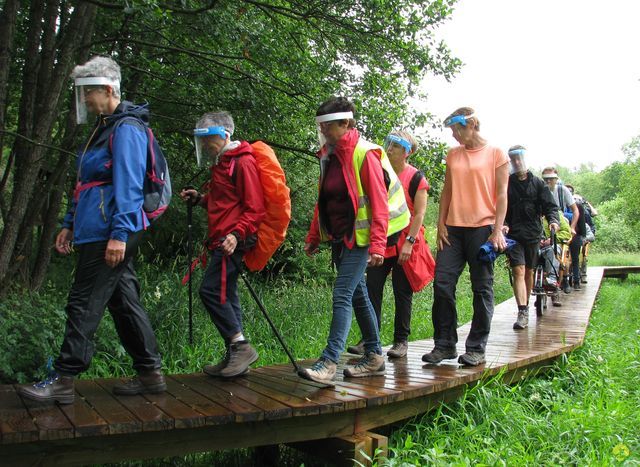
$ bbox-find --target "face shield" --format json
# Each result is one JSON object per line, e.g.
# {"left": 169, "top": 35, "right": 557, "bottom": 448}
{"left": 508, "top": 148, "right": 527, "bottom": 174}
{"left": 193, "top": 126, "right": 228, "bottom": 166}
{"left": 443, "top": 113, "right": 475, "bottom": 128}
{"left": 315, "top": 111, "right": 353, "bottom": 148}
{"left": 384, "top": 134, "right": 412, "bottom": 156}
{"left": 74, "top": 77, "right": 120, "bottom": 124}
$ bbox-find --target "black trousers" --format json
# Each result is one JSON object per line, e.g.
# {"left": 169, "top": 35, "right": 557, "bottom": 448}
{"left": 199, "top": 249, "right": 244, "bottom": 342}
{"left": 55, "top": 232, "right": 162, "bottom": 376}
{"left": 569, "top": 235, "right": 583, "bottom": 285}
{"left": 365, "top": 255, "right": 413, "bottom": 343}
{"left": 431, "top": 225, "right": 494, "bottom": 353}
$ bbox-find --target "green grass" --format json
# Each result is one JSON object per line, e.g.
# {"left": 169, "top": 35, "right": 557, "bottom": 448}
{"left": 588, "top": 251, "right": 640, "bottom": 267}
{"left": 383, "top": 275, "right": 640, "bottom": 466}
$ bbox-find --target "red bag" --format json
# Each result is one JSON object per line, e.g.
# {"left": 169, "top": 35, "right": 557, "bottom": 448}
{"left": 400, "top": 226, "right": 435, "bottom": 292}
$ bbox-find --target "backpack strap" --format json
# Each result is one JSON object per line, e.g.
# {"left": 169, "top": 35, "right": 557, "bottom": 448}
{"left": 408, "top": 170, "right": 425, "bottom": 202}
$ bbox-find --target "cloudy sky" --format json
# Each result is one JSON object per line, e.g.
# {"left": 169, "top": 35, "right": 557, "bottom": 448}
{"left": 419, "top": 0, "right": 640, "bottom": 171}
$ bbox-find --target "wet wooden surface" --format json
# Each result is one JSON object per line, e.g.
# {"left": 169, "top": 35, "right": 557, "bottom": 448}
{"left": 0, "top": 267, "right": 609, "bottom": 465}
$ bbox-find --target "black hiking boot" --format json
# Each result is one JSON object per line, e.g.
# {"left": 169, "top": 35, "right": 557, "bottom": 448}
{"left": 422, "top": 347, "right": 458, "bottom": 364}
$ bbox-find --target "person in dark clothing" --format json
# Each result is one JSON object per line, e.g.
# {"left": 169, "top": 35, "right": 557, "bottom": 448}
{"left": 17, "top": 56, "right": 166, "bottom": 405}
{"left": 504, "top": 146, "right": 559, "bottom": 329}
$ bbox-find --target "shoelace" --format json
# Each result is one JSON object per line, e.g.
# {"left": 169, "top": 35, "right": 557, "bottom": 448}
{"left": 353, "top": 355, "right": 371, "bottom": 370}
{"left": 34, "top": 356, "right": 58, "bottom": 388}
{"left": 310, "top": 360, "right": 327, "bottom": 372}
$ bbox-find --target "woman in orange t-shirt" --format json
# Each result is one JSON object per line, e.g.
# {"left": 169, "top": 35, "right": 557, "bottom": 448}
{"left": 422, "top": 107, "right": 509, "bottom": 367}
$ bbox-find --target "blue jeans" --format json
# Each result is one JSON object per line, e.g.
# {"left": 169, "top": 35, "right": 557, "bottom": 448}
{"left": 322, "top": 243, "right": 382, "bottom": 363}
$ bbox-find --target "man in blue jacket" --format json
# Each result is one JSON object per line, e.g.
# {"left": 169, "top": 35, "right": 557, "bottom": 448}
{"left": 18, "top": 56, "right": 166, "bottom": 404}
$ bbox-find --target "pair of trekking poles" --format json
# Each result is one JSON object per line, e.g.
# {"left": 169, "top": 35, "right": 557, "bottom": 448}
{"left": 185, "top": 199, "right": 304, "bottom": 376}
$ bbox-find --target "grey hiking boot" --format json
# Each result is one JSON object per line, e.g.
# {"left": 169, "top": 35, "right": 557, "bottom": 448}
{"left": 422, "top": 347, "right": 458, "bottom": 364}
{"left": 344, "top": 352, "right": 385, "bottom": 378}
{"left": 387, "top": 341, "right": 408, "bottom": 358}
{"left": 113, "top": 369, "right": 167, "bottom": 395}
{"left": 219, "top": 341, "right": 258, "bottom": 378}
{"left": 551, "top": 292, "right": 562, "bottom": 307}
{"left": 204, "top": 346, "right": 230, "bottom": 377}
{"left": 513, "top": 308, "right": 529, "bottom": 330}
{"left": 347, "top": 339, "right": 365, "bottom": 355}
{"left": 17, "top": 373, "right": 75, "bottom": 405}
{"left": 300, "top": 358, "right": 337, "bottom": 386}
{"left": 458, "top": 351, "right": 486, "bottom": 367}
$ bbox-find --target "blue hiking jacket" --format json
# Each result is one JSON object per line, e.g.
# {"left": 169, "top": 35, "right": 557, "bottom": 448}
{"left": 62, "top": 101, "right": 149, "bottom": 244}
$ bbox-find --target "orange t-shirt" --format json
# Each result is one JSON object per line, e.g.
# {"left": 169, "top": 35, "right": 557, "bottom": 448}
{"left": 445, "top": 144, "right": 508, "bottom": 227}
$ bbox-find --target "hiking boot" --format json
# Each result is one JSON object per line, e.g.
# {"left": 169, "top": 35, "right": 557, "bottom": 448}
{"left": 422, "top": 347, "right": 458, "bottom": 364}
{"left": 17, "top": 373, "right": 75, "bottom": 405}
{"left": 346, "top": 339, "right": 365, "bottom": 355}
{"left": 387, "top": 341, "right": 408, "bottom": 358}
{"left": 573, "top": 282, "right": 582, "bottom": 290}
{"left": 513, "top": 308, "right": 529, "bottom": 330}
{"left": 551, "top": 293, "right": 562, "bottom": 307}
{"left": 300, "top": 358, "right": 337, "bottom": 386}
{"left": 344, "top": 352, "right": 385, "bottom": 378}
{"left": 581, "top": 276, "right": 588, "bottom": 284}
{"left": 203, "top": 346, "right": 230, "bottom": 377}
{"left": 458, "top": 351, "right": 486, "bottom": 367}
{"left": 219, "top": 341, "right": 258, "bottom": 378}
{"left": 113, "top": 369, "right": 167, "bottom": 395}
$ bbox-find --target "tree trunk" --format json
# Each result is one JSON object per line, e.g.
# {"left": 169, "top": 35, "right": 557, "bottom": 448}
{"left": 0, "top": 0, "right": 20, "bottom": 167}
{"left": 0, "top": 1, "right": 97, "bottom": 288}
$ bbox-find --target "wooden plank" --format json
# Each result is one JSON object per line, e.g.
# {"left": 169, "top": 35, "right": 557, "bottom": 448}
{"left": 164, "top": 376, "right": 234, "bottom": 426}
{"left": 57, "top": 389, "right": 109, "bottom": 438}
{"left": 0, "top": 387, "right": 39, "bottom": 444}
{"left": 95, "top": 379, "right": 173, "bottom": 432}
{"left": 74, "top": 380, "right": 141, "bottom": 435}
{"left": 21, "top": 396, "right": 74, "bottom": 441}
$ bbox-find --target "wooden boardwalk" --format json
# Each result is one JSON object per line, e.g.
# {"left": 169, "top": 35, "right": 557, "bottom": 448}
{"left": 0, "top": 267, "right": 610, "bottom": 466}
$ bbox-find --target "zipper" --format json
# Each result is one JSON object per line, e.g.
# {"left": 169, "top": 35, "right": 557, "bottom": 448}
{"left": 99, "top": 188, "right": 107, "bottom": 222}
{"left": 73, "top": 120, "right": 102, "bottom": 226}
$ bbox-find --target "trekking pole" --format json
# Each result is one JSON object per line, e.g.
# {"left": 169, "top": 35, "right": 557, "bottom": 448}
{"left": 228, "top": 254, "right": 303, "bottom": 374}
{"left": 187, "top": 198, "right": 194, "bottom": 345}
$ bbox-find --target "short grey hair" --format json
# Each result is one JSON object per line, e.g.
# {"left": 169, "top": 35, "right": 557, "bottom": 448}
{"left": 71, "top": 56, "right": 121, "bottom": 98}
{"left": 196, "top": 111, "right": 235, "bottom": 136}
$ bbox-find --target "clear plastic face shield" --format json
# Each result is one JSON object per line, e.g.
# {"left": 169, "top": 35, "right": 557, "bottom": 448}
{"left": 74, "top": 77, "right": 120, "bottom": 124}
{"left": 508, "top": 148, "right": 527, "bottom": 174}
{"left": 384, "top": 134, "right": 412, "bottom": 157}
{"left": 314, "top": 111, "right": 353, "bottom": 148}
{"left": 193, "top": 126, "right": 228, "bottom": 166}
{"left": 443, "top": 113, "right": 475, "bottom": 128}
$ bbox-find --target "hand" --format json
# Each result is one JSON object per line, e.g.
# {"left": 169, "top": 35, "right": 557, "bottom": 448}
{"left": 437, "top": 224, "right": 450, "bottom": 251}
{"left": 55, "top": 228, "right": 73, "bottom": 255}
{"left": 540, "top": 239, "right": 551, "bottom": 248}
{"left": 570, "top": 227, "right": 576, "bottom": 236}
{"left": 105, "top": 239, "right": 126, "bottom": 268}
{"left": 397, "top": 241, "right": 412, "bottom": 266}
{"left": 304, "top": 242, "right": 319, "bottom": 256}
{"left": 549, "top": 222, "right": 559, "bottom": 233}
{"left": 502, "top": 225, "right": 510, "bottom": 235}
{"left": 221, "top": 234, "right": 238, "bottom": 256}
{"left": 368, "top": 253, "right": 384, "bottom": 267}
{"left": 180, "top": 188, "right": 200, "bottom": 204}
{"left": 487, "top": 229, "right": 507, "bottom": 252}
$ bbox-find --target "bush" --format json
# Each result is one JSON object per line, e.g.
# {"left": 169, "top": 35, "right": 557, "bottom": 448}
{"left": 593, "top": 196, "right": 640, "bottom": 252}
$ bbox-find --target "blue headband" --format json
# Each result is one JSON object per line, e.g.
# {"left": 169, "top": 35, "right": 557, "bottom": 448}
{"left": 443, "top": 113, "right": 475, "bottom": 128}
{"left": 508, "top": 148, "right": 526, "bottom": 157}
{"left": 193, "top": 126, "right": 228, "bottom": 138}
{"left": 385, "top": 135, "right": 413, "bottom": 154}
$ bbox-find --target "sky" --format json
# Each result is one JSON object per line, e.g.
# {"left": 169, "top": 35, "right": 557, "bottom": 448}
{"left": 418, "top": 0, "right": 640, "bottom": 171}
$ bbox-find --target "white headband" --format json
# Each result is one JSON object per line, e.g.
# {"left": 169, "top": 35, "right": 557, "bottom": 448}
{"left": 315, "top": 111, "right": 354, "bottom": 124}
{"left": 74, "top": 77, "right": 120, "bottom": 87}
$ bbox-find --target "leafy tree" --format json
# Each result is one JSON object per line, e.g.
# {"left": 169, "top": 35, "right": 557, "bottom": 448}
{"left": 0, "top": 0, "right": 460, "bottom": 291}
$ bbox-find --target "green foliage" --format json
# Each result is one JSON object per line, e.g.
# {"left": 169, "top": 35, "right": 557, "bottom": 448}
{"left": 592, "top": 197, "right": 640, "bottom": 252}
{"left": 385, "top": 276, "right": 640, "bottom": 465}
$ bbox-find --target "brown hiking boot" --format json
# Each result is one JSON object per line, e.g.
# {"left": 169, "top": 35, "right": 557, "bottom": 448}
{"left": 204, "top": 346, "right": 230, "bottom": 377}
{"left": 422, "top": 347, "right": 458, "bottom": 364}
{"left": 387, "top": 341, "right": 408, "bottom": 358}
{"left": 219, "top": 341, "right": 258, "bottom": 378}
{"left": 343, "top": 352, "right": 385, "bottom": 378}
{"left": 17, "top": 373, "right": 75, "bottom": 405}
{"left": 113, "top": 369, "right": 167, "bottom": 395}
{"left": 346, "top": 339, "right": 365, "bottom": 355}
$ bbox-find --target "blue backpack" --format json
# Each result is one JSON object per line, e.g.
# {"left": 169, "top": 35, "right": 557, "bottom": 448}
{"left": 109, "top": 118, "right": 171, "bottom": 223}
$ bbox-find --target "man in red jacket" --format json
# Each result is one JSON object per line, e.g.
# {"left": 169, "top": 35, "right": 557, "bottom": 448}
{"left": 181, "top": 111, "right": 265, "bottom": 378}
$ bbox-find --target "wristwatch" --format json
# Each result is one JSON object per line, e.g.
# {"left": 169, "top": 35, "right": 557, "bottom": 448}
{"left": 405, "top": 235, "right": 416, "bottom": 244}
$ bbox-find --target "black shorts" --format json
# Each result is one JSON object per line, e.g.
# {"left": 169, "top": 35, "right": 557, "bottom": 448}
{"left": 508, "top": 241, "right": 539, "bottom": 269}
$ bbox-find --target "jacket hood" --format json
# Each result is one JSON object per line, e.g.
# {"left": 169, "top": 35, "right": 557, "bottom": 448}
{"left": 105, "top": 101, "right": 150, "bottom": 126}
{"left": 223, "top": 140, "right": 254, "bottom": 159}
{"left": 317, "top": 128, "right": 360, "bottom": 160}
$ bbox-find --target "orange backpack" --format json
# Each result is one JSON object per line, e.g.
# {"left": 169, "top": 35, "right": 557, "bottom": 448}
{"left": 241, "top": 141, "right": 291, "bottom": 271}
